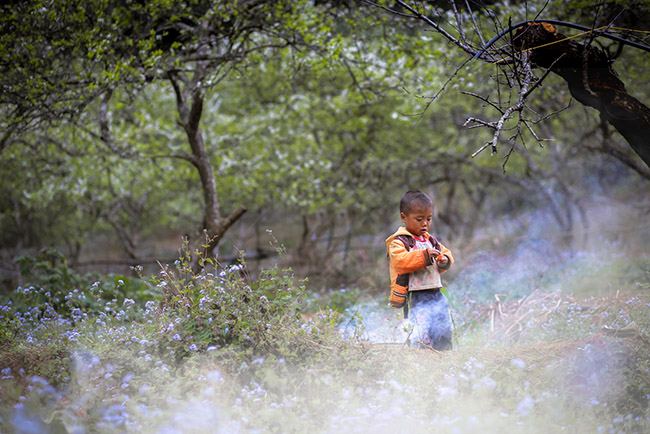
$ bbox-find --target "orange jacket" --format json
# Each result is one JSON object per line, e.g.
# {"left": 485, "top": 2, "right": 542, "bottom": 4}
{"left": 386, "top": 227, "right": 454, "bottom": 308}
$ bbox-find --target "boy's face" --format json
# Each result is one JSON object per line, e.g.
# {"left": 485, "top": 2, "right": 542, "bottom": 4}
{"left": 400, "top": 204, "right": 433, "bottom": 236}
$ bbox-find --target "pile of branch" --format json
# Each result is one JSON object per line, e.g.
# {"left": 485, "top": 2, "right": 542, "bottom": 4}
{"left": 458, "top": 289, "right": 577, "bottom": 344}
{"left": 488, "top": 289, "right": 573, "bottom": 343}
{"left": 459, "top": 289, "right": 646, "bottom": 345}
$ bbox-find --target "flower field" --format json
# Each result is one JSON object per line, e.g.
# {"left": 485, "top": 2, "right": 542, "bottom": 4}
{"left": 1, "top": 252, "right": 649, "bottom": 433}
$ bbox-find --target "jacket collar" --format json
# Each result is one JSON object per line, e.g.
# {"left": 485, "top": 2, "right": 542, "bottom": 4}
{"left": 385, "top": 226, "right": 430, "bottom": 247}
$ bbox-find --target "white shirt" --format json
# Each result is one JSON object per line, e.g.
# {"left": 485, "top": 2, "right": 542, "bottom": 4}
{"left": 408, "top": 235, "right": 442, "bottom": 291}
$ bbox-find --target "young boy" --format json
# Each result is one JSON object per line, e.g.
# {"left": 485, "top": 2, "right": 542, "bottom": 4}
{"left": 386, "top": 190, "right": 454, "bottom": 350}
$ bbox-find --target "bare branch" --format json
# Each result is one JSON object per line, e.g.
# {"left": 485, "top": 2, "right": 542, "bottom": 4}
{"left": 461, "top": 91, "right": 505, "bottom": 114}
{"left": 464, "top": 0, "right": 486, "bottom": 46}
{"left": 401, "top": 55, "right": 474, "bottom": 117}
{"left": 450, "top": 0, "right": 467, "bottom": 45}
{"left": 471, "top": 142, "right": 493, "bottom": 158}
{"left": 360, "top": 0, "right": 417, "bottom": 19}
{"left": 392, "top": 0, "right": 477, "bottom": 55}
{"left": 463, "top": 116, "right": 495, "bottom": 129}
{"left": 522, "top": 53, "right": 566, "bottom": 100}
{"left": 522, "top": 119, "right": 545, "bottom": 145}
{"left": 469, "top": 52, "right": 535, "bottom": 157}
{"left": 530, "top": 99, "right": 572, "bottom": 124}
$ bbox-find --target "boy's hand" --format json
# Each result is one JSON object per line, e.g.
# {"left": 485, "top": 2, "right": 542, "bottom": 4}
{"left": 436, "top": 254, "right": 449, "bottom": 268}
{"left": 427, "top": 248, "right": 441, "bottom": 259}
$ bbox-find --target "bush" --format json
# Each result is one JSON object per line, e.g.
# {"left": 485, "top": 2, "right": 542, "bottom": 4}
{"left": 2, "top": 250, "right": 650, "bottom": 432}
{"left": 7, "top": 248, "right": 153, "bottom": 317}
{"left": 150, "top": 245, "right": 348, "bottom": 368}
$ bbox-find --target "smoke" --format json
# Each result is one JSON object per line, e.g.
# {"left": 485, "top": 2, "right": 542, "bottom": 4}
{"left": 407, "top": 292, "right": 452, "bottom": 349}
{"left": 4, "top": 190, "right": 649, "bottom": 433}
{"left": 7, "top": 352, "right": 239, "bottom": 433}
{"left": 325, "top": 193, "right": 650, "bottom": 432}
{"left": 342, "top": 293, "right": 453, "bottom": 348}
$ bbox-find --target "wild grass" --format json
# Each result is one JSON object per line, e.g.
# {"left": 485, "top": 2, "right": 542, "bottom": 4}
{"left": 1, "top": 247, "right": 649, "bottom": 433}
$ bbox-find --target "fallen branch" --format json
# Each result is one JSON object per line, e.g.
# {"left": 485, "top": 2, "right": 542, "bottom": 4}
{"left": 601, "top": 325, "right": 639, "bottom": 338}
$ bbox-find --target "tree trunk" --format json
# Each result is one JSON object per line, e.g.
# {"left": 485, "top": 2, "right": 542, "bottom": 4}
{"left": 513, "top": 23, "right": 650, "bottom": 168}
{"left": 169, "top": 72, "right": 247, "bottom": 267}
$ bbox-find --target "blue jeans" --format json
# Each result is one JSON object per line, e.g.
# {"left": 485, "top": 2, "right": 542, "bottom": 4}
{"left": 406, "top": 289, "right": 452, "bottom": 350}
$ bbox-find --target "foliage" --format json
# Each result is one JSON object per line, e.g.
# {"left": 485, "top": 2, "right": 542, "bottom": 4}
{"left": 0, "top": 0, "right": 352, "bottom": 266}
{"left": 0, "top": 249, "right": 153, "bottom": 348}
{"left": 1, "top": 241, "right": 357, "bottom": 375}
{"left": 2, "top": 0, "right": 650, "bottom": 430}
{"left": 152, "top": 254, "right": 346, "bottom": 366}
{"left": 1, "top": 0, "right": 333, "bottom": 131}
{"left": 2, "top": 260, "right": 650, "bottom": 432}
{"left": 2, "top": 0, "right": 649, "bottom": 283}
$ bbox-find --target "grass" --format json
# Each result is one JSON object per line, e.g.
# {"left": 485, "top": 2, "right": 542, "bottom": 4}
{"left": 1, "top": 249, "right": 649, "bottom": 433}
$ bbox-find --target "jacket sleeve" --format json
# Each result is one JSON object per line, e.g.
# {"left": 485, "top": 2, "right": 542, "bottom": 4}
{"left": 388, "top": 239, "right": 432, "bottom": 274}
{"left": 438, "top": 243, "right": 454, "bottom": 272}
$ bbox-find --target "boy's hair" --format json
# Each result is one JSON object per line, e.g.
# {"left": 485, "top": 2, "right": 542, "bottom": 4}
{"left": 400, "top": 190, "right": 433, "bottom": 215}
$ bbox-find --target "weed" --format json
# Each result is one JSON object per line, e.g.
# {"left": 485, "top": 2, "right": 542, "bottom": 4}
{"left": 2, "top": 250, "right": 650, "bottom": 433}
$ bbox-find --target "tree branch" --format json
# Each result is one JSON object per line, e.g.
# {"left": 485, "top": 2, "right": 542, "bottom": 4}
{"left": 99, "top": 89, "right": 132, "bottom": 157}
{"left": 168, "top": 71, "right": 189, "bottom": 124}
{"left": 392, "top": 0, "right": 477, "bottom": 55}
{"left": 461, "top": 91, "right": 505, "bottom": 114}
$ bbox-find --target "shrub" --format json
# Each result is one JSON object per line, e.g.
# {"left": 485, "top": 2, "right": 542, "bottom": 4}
{"left": 150, "top": 245, "right": 348, "bottom": 369}
{"left": 6, "top": 249, "right": 153, "bottom": 318}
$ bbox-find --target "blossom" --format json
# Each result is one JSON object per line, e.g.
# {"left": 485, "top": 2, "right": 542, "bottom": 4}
{"left": 511, "top": 358, "right": 526, "bottom": 369}
{"left": 516, "top": 396, "right": 534, "bottom": 416}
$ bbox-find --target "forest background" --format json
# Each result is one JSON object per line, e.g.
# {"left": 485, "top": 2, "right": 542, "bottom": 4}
{"left": 1, "top": 0, "right": 650, "bottom": 432}
{"left": 2, "top": 0, "right": 650, "bottom": 290}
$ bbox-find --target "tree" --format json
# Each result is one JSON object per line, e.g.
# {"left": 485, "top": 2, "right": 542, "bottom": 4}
{"left": 2, "top": 0, "right": 646, "bottom": 288}
{"left": 363, "top": 0, "right": 650, "bottom": 172}
{"left": 0, "top": 0, "right": 340, "bottom": 265}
